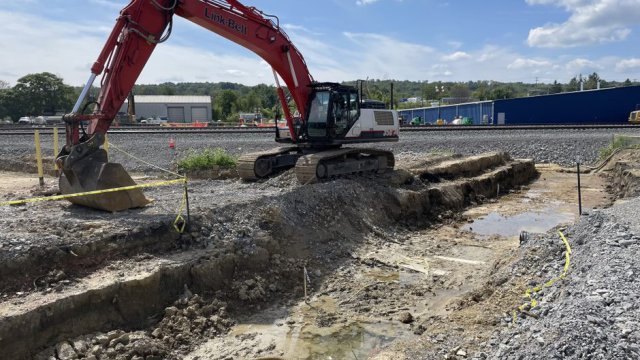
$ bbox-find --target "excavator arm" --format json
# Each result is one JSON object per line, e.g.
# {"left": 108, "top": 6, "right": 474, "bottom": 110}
{"left": 63, "top": 0, "right": 313, "bottom": 157}
{"left": 58, "top": 0, "right": 315, "bottom": 211}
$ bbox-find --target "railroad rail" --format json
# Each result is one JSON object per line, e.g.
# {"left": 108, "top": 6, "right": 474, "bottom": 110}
{"left": 0, "top": 123, "right": 638, "bottom": 135}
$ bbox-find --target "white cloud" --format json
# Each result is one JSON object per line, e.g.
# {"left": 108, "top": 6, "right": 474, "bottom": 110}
{"left": 356, "top": 0, "right": 380, "bottom": 5}
{"left": 507, "top": 58, "right": 552, "bottom": 69}
{"left": 447, "top": 41, "right": 463, "bottom": 49}
{"left": 282, "top": 24, "right": 323, "bottom": 36}
{"left": 565, "top": 58, "right": 602, "bottom": 71}
{"left": 0, "top": 11, "right": 274, "bottom": 86}
{"left": 616, "top": 58, "right": 640, "bottom": 71}
{"left": 442, "top": 51, "right": 471, "bottom": 61}
{"left": 526, "top": 0, "right": 640, "bottom": 48}
{"left": 0, "top": 5, "right": 635, "bottom": 88}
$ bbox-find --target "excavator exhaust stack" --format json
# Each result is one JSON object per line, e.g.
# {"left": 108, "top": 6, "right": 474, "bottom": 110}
{"left": 59, "top": 149, "right": 149, "bottom": 212}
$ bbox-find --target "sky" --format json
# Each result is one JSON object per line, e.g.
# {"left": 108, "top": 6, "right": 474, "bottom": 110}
{"left": 1, "top": 0, "right": 639, "bottom": 87}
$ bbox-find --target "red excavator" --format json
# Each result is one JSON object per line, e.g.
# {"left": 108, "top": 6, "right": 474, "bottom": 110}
{"left": 57, "top": 0, "right": 399, "bottom": 212}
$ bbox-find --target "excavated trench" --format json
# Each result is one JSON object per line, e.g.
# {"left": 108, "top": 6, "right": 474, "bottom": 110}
{"left": 0, "top": 152, "right": 540, "bottom": 359}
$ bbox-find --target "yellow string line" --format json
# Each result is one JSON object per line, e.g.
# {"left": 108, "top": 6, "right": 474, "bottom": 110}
{"left": 107, "top": 141, "right": 183, "bottom": 178}
{"left": 513, "top": 230, "right": 572, "bottom": 322}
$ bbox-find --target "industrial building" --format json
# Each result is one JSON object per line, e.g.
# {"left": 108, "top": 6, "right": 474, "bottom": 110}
{"left": 119, "top": 95, "right": 212, "bottom": 123}
{"left": 399, "top": 85, "right": 640, "bottom": 125}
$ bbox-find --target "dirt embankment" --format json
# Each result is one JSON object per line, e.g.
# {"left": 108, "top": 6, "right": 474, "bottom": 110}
{"left": 604, "top": 149, "right": 640, "bottom": 199}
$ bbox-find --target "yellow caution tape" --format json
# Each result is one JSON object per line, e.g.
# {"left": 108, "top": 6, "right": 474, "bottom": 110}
{"left": 512, "top": 230, "right": 572, "bottom": 322}
{"left": 3, "top": 138, "right": 190, "bottom": 233}
{"left": 173, "top": 182, "right": 188, "bottom": 233}
{"left": 0, "top": 178, "right": 186, "bottom": 207}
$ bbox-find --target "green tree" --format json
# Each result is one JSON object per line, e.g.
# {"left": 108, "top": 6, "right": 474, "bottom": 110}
{"left": 9, "top": 72, "right": 74, "bottom": 118}
{"left": 449, "top": 83, "right": 471, "bottom": 100}
{"left": 566, "top": 76, "right": 581, "bottom": 92}
{"left": 422, "top": 83, "right": 437, "bottom": 102}
{"left": 623, "top": 78, "right": 633, "bottom": 86}
{"left": 472, "top": 83, "right": 491, "bottom": 101}
{"left": 491, "top": 85, "right": 515, "bottom": 99}
{"left": 241, "top": 91, "right": 262, "bottom": 112}
{"left": 585, "top": 72, "right": 601, "bottom": 90}
{"left": 158, "top": 83, "right": 176, "bottom": 95}
{"left": 549, "top": 80, "right": 563, "bottom": 94}
{"left": 214, "top": 90, "right": 239, "bottom": 119}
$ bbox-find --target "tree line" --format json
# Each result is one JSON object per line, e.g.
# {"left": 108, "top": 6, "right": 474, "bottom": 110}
{"left": 0, "top": 72, "right": 637, "bottom": 122}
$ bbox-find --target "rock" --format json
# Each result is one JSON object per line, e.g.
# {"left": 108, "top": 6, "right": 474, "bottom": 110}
{"left": 55, "top": 341, "right": 78, "bottom": 360}
{"left": 90, "top": 345, "right": 102, "bottom": 356}
{"left": 456, "top": 349, "right": 468, "bottom": 357}
{"left": 399, "top": 311, "right": 414, "bottom": 324}
{"left": 71, "top": 339, "right": 88, "bottom": 354}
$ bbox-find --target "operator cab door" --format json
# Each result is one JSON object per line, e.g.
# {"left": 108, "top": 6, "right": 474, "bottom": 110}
{"left": 306, "top": 90, "right": 360, "bottom": 142}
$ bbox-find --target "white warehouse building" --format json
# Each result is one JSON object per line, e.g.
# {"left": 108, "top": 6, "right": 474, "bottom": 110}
{"left": 119, "top": 95, "right": 212, "bottom": 123}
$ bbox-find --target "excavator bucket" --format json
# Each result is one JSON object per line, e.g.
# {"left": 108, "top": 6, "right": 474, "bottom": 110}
{"left": 59, "top": 149, "right": 150, "bottom": 212}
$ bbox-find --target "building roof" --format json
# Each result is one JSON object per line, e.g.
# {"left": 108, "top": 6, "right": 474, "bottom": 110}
{"left": 126, "top": 95, "right": 211, "bottom": 104}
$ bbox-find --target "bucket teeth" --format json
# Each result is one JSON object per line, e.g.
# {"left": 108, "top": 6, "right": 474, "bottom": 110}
{"left": 59, "top": 149, "right": 149, "bottom": 212}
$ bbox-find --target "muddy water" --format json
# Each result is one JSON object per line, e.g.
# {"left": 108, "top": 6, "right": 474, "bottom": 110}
{"left": 186, "top": 296, "right": 413, "bottom": 359}
{"left": 462, "top": 207, "right": 574, "bottom": 237}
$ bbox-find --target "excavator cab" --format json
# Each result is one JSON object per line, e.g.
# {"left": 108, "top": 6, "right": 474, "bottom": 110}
{"left": 305, "top": 83, "right": 359, "bottom": 142}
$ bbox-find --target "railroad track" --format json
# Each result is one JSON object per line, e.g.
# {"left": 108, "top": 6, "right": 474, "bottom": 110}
{"left": 0, "top": 123, "right": 638, "bottom": 135}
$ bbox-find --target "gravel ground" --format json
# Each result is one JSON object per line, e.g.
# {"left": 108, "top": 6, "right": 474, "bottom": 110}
{"left": 1, "top": 128, "right": 640, "bottom": 173}
{"left": 474, "top": 197, "right": 640, "bottom": 360}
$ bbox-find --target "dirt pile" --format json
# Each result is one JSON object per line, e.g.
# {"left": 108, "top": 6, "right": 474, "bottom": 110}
{"left": 35, "top": 293, "right": 233, "bottom": 360}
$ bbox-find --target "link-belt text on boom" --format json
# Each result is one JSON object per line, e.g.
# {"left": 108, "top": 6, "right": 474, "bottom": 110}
{"left": 204, "top": 8, "right": 248, "bottom": 35}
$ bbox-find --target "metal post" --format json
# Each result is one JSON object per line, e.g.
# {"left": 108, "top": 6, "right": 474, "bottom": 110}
{"left": 390, "top": 82, "right": 394, "bottom": 110}
{"left": 34, "top": 130, "right": 44, "bottom": 187}
{"left": 577, "top": 162, "right": 582, "bottom": 216}
{"left": 104, "top": 134, "right": 109, "bottom": 157}
{"left": 184, "top": 179, "right": 191, "bottom": 228}
{"left": 53, "top": 127, "right": 59, "bottom": 176}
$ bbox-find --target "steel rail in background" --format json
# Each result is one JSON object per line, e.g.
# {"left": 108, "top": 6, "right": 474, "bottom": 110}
{"left": 0, "top": 124, "right": 639, "bottom": 135}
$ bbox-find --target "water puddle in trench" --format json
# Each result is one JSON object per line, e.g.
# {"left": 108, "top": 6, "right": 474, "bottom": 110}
{"left": 462, "top": 207, "right": 574, "bottom": 237}
{"left": 191, "top": 295, "right": 414, "bottom": 360}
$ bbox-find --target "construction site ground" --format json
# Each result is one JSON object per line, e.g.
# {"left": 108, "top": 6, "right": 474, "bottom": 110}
{"left": 0, "top": 148, "right": 637, "bottom": 360}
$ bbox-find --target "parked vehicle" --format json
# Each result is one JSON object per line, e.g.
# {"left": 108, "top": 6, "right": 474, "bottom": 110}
{"left": 140, "top": 116, "right": 168, "bottom": 125}
{"left": 33, "top": 116, "right": 48, "bottom": 125}
{"left": 18, "top": 116, "right": 33, "bottom": 124}
{"left": 46, "top": 116, "right": 64, "bottom": 125}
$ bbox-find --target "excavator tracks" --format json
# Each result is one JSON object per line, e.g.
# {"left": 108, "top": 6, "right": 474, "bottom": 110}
{"left": 237, "top": 146, "right": 301, "bottom": 181}
{"left": 295, "top": 148, "right": 395, "bottom": 184}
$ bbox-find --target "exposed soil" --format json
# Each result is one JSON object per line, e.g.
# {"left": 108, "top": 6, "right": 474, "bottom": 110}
{"left": 0, "top": 150, "right": 622, "bottom": 360}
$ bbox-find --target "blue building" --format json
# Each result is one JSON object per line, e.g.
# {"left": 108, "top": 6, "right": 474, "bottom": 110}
{"left": 399, "top": 101, "right": 493, "bottom": 125}
{"left": 399, "top": 85, "right": 640, "bottom": 125}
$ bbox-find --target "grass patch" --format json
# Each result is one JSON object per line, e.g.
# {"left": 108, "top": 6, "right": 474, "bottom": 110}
{"left": 177, "top": 148, "right": 236, "bottom": 171}
{"left": 599, "top": 136, "right": 640, "bottom": 161}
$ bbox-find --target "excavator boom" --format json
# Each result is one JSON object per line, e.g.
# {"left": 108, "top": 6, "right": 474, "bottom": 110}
{"left": 59, "top": 0, "right": 315, "bottom": 211}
